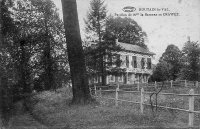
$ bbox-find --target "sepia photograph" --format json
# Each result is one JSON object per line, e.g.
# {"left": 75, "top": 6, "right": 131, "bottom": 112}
{"left": 0, "top": 0, "right": 200, "bottom": 128}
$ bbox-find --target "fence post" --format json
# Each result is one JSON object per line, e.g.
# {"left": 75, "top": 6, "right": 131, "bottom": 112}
{"left": 137, "top": 81, "right": 140, "bottom": 91}
{"left": 140, "top": 88, "right": 144, "bottom": 114}
{"left": 115, "top": 86, "right": 119, "bottom": 107}
{"left": 185, "top": 80, "right": 187, "bottom": 87}
{"left": 99, "top": 88, "right": 102, "bottom": 97}
{"left": 155, "top": 81, "right": 157, "bottom": 89}
{"left": 188, "top": 89, "right": 194, "bottom": 127}
{"left": 170, "top": 80, "right": 173, "bottom": 88}
{"left": 94, "top": 85, "right": 97, "bottom": 96}
{"left": 196, "top": 81, "right": 198, "bottom": 88}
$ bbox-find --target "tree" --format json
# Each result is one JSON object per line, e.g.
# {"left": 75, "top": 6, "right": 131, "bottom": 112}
{"left": 180, "top": 40, "right": 200, "bottom": 81}
{"left": 150, "top": 61, "right": 170, "bottom": 82}
{"left": 0, "top": 1, "right": 69, "bottom": 125}
{"left": 0, "top": 0, "right": 15, "bottom": 81}
{"left": 84, "top": 1, "right": 126, "bottom": 85}
{"left": 0, "top": 0, "right": 15, "bottom": 127}
{"left": 37, "top": 0, "right": 55, "bottom": 90}
{"left": 29, "top": 0, "right": 66, "bottom": 90}
{"left": 61, "top": 0, "right": 92, "bottom": 104}
{"left": 0, "top": 0, "right": 43, "bottom": 95}
{"left": 85, "top": 40, "right": 124, "bottom": 85}
{"left": 84, "top": 0, "right": 110, "bottom": 85}
{"left": 159, "top": 44, "right": 183, "bottom": 80}
{"left": 150, "top": 44, "right": 183, "bottom": 82}
{"left": 84, "top": 0, "right": 107, "bottom": 42}
{"left": 0, "top": 0, "right": 4, "bottom": 127}
{"left": 105, "top": 17, "right": 148, "bottom": 49}
{"left": 8, "top": 0, "right": 67, "bottom": 91}
{"left": 0, "top": 0, "right": 68, "bottom": 95}
{"left": 0, "top": 0, "right": 3, "bottom": 59}
{"left": 2, "top": 0, "right": 45, "bottom": 94}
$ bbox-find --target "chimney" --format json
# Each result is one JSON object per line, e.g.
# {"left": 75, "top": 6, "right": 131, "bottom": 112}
{"left": 187, "top": 36, "right": 190, "bottom": 42}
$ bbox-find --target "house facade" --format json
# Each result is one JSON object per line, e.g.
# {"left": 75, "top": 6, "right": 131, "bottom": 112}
{"left": 90, "top": 39, "right": 155, "bottom": 85}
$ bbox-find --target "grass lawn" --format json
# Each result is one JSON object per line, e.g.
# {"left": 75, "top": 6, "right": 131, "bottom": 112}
{"left": 9, "top": 86, "right": 200, "bottom": 129}
{"left": 29, "top": 87, "right": 165, "bottom": 129}
{"left": 96, "top": 86, "right": 200, "bottom": 128}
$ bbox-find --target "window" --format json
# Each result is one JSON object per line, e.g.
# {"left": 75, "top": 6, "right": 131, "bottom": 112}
{"left": 116, "top": 54, "right": 121, "bottom": 67}
{"left": 110, "top": 75, "right": 115, "bottom": 82}
{"left": 108, "top": 55, "right": 112, "bottom": 66}
{"left": 126, "top": 55, "right": 129, "bottom": 68}
{"left": 135, "top": 75, "right": 139, "bottom": 82}
{"left": 141, "top": 58, "right": 145, "bottom": 69}
{"left": 121, "top": 55, "right": 126, "bottom": 67}
{"left": 112, "top": 55, "right": 119, "bottom": 67}
{"left": 147, "top": 58, "right": 152, "bottom": 69}
{"left": 118, "top": 74, "right": 123, "bottom": 82}
{"left": 128, "top": 74, "right": 131, "bottom": 82}
{"left": 132, "top": 56, "right": 137, "bottom": 68}
{"left": 99, "top": 76, "right": 102, "bottom": 82}
{"left": 94, "top": 76, "right": 98, "bottom": 83}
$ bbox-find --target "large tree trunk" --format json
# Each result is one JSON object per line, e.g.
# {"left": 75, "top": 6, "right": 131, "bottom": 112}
{"left": 61, "top": 0, "right": 92, "bottom": 104}
{"left": 0, "top": 0, "right": 2, "bottom": 46}
{"left": 0, "top": 0, "right": 4, "bottom": 127}
{"left": 44, "top": 14, "right": 53, "bottom": 90}
{"left": 19, "top": 40, "right": 31, "bottom": 94}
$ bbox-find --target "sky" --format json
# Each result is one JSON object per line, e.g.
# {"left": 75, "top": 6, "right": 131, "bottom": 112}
{"left": 53, "top": 0, "right": 200, "bottom": 64}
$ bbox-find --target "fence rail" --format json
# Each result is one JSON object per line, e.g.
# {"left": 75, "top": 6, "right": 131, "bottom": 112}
{"left": 91, "top": 80, "right": 200, "bottom": 92}
{"left": 90, "top": 83, "right": 200, "bottom": 128}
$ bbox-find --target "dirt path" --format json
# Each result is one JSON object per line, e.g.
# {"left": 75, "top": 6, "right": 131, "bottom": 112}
{"left": 7, "top": 101, "right": 48, "bottom": 129}
{"left": 9, "top": 113, "right": 48, "bottom": 129}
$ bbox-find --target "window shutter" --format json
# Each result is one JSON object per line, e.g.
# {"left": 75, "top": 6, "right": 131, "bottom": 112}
{"left": 126, "top": 55, "right": 129, "bottom": 68}
{"left": 147, "top": 58, "right": 151, "bottom": 69}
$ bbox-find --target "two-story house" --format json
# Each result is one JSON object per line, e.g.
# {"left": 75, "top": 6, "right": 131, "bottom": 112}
{"left": 90, "top": 39, "right": 155, "bottom": 85}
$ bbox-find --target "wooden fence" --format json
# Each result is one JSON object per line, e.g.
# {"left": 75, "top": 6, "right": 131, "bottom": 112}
{"left": 148, "top": 80, "right": 199, "bottom": 88}
{"left": 97, "top": 80, "right": 199, "bottom": 92}
{"left": 89, "top": 83, "right": 200, "bottom": 128}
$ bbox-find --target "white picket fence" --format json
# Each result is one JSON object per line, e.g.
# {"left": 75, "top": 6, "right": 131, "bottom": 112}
{"left": 89, "top": 84, "right": 200, "bottom": 128}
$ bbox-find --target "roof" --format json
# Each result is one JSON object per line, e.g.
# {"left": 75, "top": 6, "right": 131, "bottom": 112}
{"left": 117, "top": 42, "right": 156, "bottom": 55}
